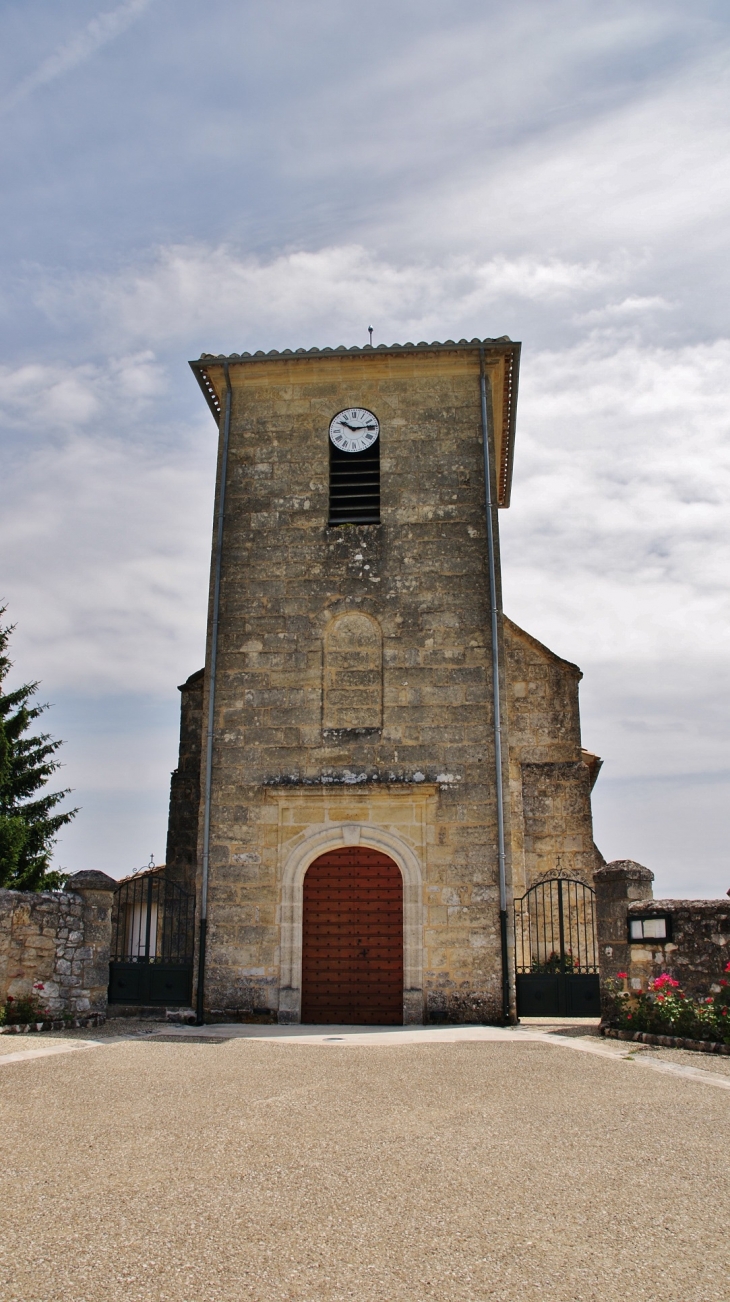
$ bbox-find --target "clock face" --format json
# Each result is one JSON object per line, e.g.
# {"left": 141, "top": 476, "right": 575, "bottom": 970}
{"left": 329, "top": 407, "right": 380, "bottom": 454}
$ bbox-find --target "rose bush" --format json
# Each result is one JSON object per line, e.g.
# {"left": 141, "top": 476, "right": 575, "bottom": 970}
{"left": 604, "top": 962, "right": 730, "bottom": 1043}
{"left": 2, "top": 981, "right": 52, "bottom": 1026}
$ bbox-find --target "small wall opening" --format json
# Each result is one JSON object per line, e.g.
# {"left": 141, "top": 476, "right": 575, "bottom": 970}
{"left": 329, "top": 438, "right": 380, "bottom": 524}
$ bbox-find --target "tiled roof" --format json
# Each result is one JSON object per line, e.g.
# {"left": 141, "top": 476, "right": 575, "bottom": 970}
{"left": 190, "top": 336, "right": 521, "bottom": 506}
{"left": 195, "top": 336, "right": 514, "bottom": 363}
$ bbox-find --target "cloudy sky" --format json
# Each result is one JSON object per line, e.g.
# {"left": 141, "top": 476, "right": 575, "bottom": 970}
{"left": 1, "top": 0, "right": 729, "bottom": 896}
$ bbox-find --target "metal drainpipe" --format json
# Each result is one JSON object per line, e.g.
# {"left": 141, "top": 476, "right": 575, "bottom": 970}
{"left": 479, "top": 349, "right": 511, "bottom": 1024}
{"left": 196, "top": 361, "right": 232, "bottom": 1025}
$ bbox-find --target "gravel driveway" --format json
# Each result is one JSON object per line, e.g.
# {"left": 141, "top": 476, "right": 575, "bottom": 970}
{"left": 0, "top": 1030, "right": 727, "bottom": 1301}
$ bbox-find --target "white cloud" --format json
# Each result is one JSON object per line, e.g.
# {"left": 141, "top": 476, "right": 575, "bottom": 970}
{"left": 0, "top": 354, "right": 213, "bottom": 694}
{"left": 0, "top": 0, "right": 154, "bottom": 116}
{"left": 0, "top": 351, "right": 165, "bottom": 432}
{"left": 576, "top": 296, "right": 673, "bottom": 324}
{"left": 502, "top": 336, "right": 730, "bottom": 664}
{"left": 362, "top": 39, "right": 730, "bottom": 292}
{"left": 36, "top": 244, "right": 629, "bottom": 356}
{"left": 0, "top": 363, "right": 101, "bottom": 431}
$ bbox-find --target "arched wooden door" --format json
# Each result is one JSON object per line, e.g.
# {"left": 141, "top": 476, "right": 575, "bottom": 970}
{"left": 301, "top": 847, "right": 404, "bottom": 1025}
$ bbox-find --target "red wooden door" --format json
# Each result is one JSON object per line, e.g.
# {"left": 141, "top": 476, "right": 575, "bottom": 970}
{"left": 301, "top": 847, "right": 403, "bottom": 1025}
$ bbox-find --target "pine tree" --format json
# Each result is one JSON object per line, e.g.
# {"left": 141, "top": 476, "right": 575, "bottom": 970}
{"left": 0, "top": 608, "right": 77, "bottom": 891}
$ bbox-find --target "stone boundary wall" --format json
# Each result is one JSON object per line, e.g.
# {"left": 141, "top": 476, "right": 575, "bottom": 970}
{"left": 0, "top": 1014, "right": 105, "bottom": 1035}
{"left": 595, "top": 861, "right": 730, "bottom": 1001}
{"left": 0, "top": 871, "right": 117, "bottom": 1018}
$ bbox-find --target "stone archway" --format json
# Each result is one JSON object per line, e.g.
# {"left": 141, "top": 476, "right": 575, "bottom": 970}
{"left": 278, "top": 823, "right": 424, "bottom": 1024}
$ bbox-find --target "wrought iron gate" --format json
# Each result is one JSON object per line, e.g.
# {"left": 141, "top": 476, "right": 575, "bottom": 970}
{"left": 514, "top": 877, "right": 601, "bottom": 1017}
{"left": 108, "top": 871, "right": 195, "bottom": 1006}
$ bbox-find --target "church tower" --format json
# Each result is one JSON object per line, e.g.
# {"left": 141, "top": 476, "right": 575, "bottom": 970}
{"left": 169, "top": 337, "right": 601, "bottom": 1024}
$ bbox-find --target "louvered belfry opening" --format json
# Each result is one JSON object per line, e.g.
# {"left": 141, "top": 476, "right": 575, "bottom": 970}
{"left": 301, "top": 847, "right": 403, "bottom": 1024}
{"left": 328, "top": 437, "right": 380, "bottom": 524}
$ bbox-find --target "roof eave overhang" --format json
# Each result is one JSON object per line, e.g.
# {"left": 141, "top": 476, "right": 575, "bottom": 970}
{"left": 189, "top": 337, "right": 521, "bottom": 507}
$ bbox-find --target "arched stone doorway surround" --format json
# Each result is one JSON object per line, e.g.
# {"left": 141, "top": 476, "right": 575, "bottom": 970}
{"left": 278, "top": 822, "right": 424, "bottom": 1024}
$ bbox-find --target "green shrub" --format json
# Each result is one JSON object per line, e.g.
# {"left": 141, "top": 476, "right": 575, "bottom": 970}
{"left": 0, "top": 607, "right": 76, "bottom": 891}
{"left": 3, "top": 981, "right": 52, "bottom": 1026}
{"left": 605, "top": 964, "right": 730, "bottom": 1044}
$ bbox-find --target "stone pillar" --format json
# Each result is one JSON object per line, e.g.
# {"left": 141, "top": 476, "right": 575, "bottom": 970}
{"left": 595, "top": 860, "right": 654, "bottom": 1002}
{"left": 64, "top": 871, "right": 117, "bottom": 1017}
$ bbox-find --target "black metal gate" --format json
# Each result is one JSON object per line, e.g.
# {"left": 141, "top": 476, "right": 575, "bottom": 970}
{"left": 514, "top": 877, "right": 601, "bottom": 1017}
{"left": 108, "top": 871, "right": 195, "bottom": 1006}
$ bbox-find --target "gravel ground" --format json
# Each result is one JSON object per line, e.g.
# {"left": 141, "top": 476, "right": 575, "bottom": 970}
{"left": 0, "top": 1017, "right": 164, "bottom": 1045}
{"left": 0, "top": 1034, "right": 728, "bottom": 1301}
{"left": 538, "top": 1022, "right": 730, "bottom": 1078}
{"left": 0, "top": 1034, "right": 73, "bottom": 1057}
{"left": 639, "top": 1045, "right": 730, "bottom": 1076}
{"left": 0, "top": 1020, "right": 162, "bottom": 1055}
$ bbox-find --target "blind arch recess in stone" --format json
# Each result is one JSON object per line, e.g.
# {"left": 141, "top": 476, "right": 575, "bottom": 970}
{"left": 323, "top": 612, "right": 383, "bottom": 731}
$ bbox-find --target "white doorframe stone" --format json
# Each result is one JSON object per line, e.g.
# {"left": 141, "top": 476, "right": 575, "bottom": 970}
{"left": 278, "top": 822, "right": 424, "bottom": 1025}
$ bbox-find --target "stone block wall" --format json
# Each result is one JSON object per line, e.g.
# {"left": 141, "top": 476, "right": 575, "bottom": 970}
{"left": 197, "top": 347, "right": 515, "bottom": 1024}
{"left": 595, "top": 860, "right": 730, "bottom": 1002}
{"left": 177, "top": 342, "right": 602, "bottom": 1025}
{"left": 504, "top": 619, "right": 602, "bottom": 896}
{"left": 165, "top": 667, "right": 204, "bottom": 894}
{"left": 0, "top": 871, "right": 116, "bottom": 1018}
{"left": 624, "top": 900, "right": 730, "bottom": 998}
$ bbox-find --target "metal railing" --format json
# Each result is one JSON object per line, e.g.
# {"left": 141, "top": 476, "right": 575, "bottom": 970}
{"left": 514, "top": 877, "right": 598, "bottom": 976}
{"left": 111, "top": 872, "right": 195, "bottom": 965}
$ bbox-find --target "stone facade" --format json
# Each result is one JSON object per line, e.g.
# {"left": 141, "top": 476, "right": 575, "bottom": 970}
{"left": 173, "top": 339, "right": 601, "bottom": 1024}
{"left": 596, "top": 861, "right": 730, "bottom": 1000}
{"left": 504, "top": 618, "right": 603, "bottom": 898}
{"left": 165, "top": 668, "right": 204, "bottom": 894}
{"left": 0, "top": 871, "right": 116, "bottom": 1017}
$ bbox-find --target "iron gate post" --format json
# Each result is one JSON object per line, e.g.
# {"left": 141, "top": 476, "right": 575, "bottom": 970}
{"left": 557, "top": 878, "right": 566, "bottom": 1015}
{"left": 143, "top": 874, "right": 154, "bottom": 964}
